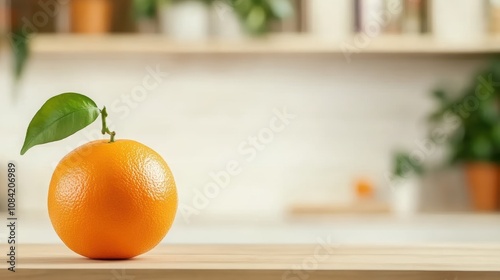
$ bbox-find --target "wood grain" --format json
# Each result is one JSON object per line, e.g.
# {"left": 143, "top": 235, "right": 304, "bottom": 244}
{"left": 1, "top": 244, "right": 499, "bottom": 279}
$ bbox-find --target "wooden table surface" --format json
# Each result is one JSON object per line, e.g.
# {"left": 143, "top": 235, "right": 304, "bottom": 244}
{"left": 1, "top": 244, "right": 500, "bottom": 280}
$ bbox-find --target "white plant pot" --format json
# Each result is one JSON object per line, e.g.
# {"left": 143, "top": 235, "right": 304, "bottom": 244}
{"left": 390, "top": 177, "right": 420, "bottom": 218}
{"left": 431, "top": 0, "right": 486, "bottom": 43}
{"left": 159, "top": 1, "right": 210, "bottom": 41}
{"left": 211, "top": 0, "right": 244, "bottom": 39}
{"left": 306, "top": 0, "right": 353, "bottom": 41}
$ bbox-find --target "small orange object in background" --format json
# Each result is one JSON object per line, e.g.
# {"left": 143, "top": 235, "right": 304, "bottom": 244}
{"left": 355, "top": 178, "right": 375, "bottom": 199}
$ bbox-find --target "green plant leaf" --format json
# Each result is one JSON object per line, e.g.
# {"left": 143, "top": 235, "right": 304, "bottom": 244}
{"left": 11, "top": 31, "right": 31, "bottom": 82}
{"left": 246, "top": 6, "right": 267, "bottom": 34}
{"left": 20, "top": 93, "right": 100, "bottom": 155}
{"left": 391, "top": 150, "right": 425, "bottom": 179}
{"left": 133, "top": 0, "right": 157, "bottom": 19}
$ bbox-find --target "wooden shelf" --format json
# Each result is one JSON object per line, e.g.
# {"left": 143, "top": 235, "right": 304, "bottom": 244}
{"left": 1, "top": 244, "right": 500, "bottom": 279}
{"left": 289, "top": 201, "right": 391, "bottom": 216}
{"left": 30, "top": 34, "right": 500, "bottom": 55}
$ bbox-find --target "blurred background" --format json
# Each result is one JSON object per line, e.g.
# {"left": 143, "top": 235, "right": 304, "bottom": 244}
{"left": 1, "top": 0, "right": 500, "bottom": 244}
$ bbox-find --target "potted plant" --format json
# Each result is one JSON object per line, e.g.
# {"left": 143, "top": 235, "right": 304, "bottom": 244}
{"left": 428, "top": 60, "right": 500, "bottom": 211}
{"left": 71, "top": 0, "right": 114, "bottom": 33}
{"left": 389, "top": 151, "right": 424, "bottom": 217}
{"left": 158, "top": 0, "right": 212, "bottom": 41}
{"left": 133, "top": 0, "right": 158, "bottom": 33}
{"left": 230, "top": 0, "right": 294, "bottom": 36}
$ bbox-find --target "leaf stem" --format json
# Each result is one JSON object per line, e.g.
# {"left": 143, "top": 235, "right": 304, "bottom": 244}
{"left": 100, "top": 106, "right": 116, "bottom": 143}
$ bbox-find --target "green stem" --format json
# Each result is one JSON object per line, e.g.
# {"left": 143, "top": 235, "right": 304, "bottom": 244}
{"left": 100, "top": 106, "right": 116, "bottom": 143}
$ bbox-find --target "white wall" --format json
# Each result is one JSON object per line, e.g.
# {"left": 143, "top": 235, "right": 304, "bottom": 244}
{"left": 0, "top": 50, "right": 485, "bottom": 223}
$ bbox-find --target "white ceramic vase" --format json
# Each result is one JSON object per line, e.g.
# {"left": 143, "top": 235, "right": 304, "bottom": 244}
{"left": 431, "top": 0, "right": 486, "bottom": 43}
{"left": 159, "top": 0, "right": 210, "bottom": 41}
{"left": 390, "top": 177, "right": 420, "bottom": 218}
{"left": 306, "top": 0, "right": 354, "bottom": 41}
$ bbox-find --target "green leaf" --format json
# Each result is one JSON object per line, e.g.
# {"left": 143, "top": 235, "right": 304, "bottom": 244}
{"left": 391, "top": 151, "right": 425, "bottom": 179}
{"left": 11, "top": 31, "right": 31, "bottom": 82}
{"left": 20, "top": 93, "right": 100, "bottom": 155}
{"left": 133, "top": 0, "right": 157, "bottom": 19}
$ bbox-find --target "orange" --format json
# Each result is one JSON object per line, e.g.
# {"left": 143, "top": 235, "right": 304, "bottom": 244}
{"left": 355, "top": 179, "right": 374, "bottom": 199}
{"left": 48, "top": 139, "right": 177, "bottom": 259}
